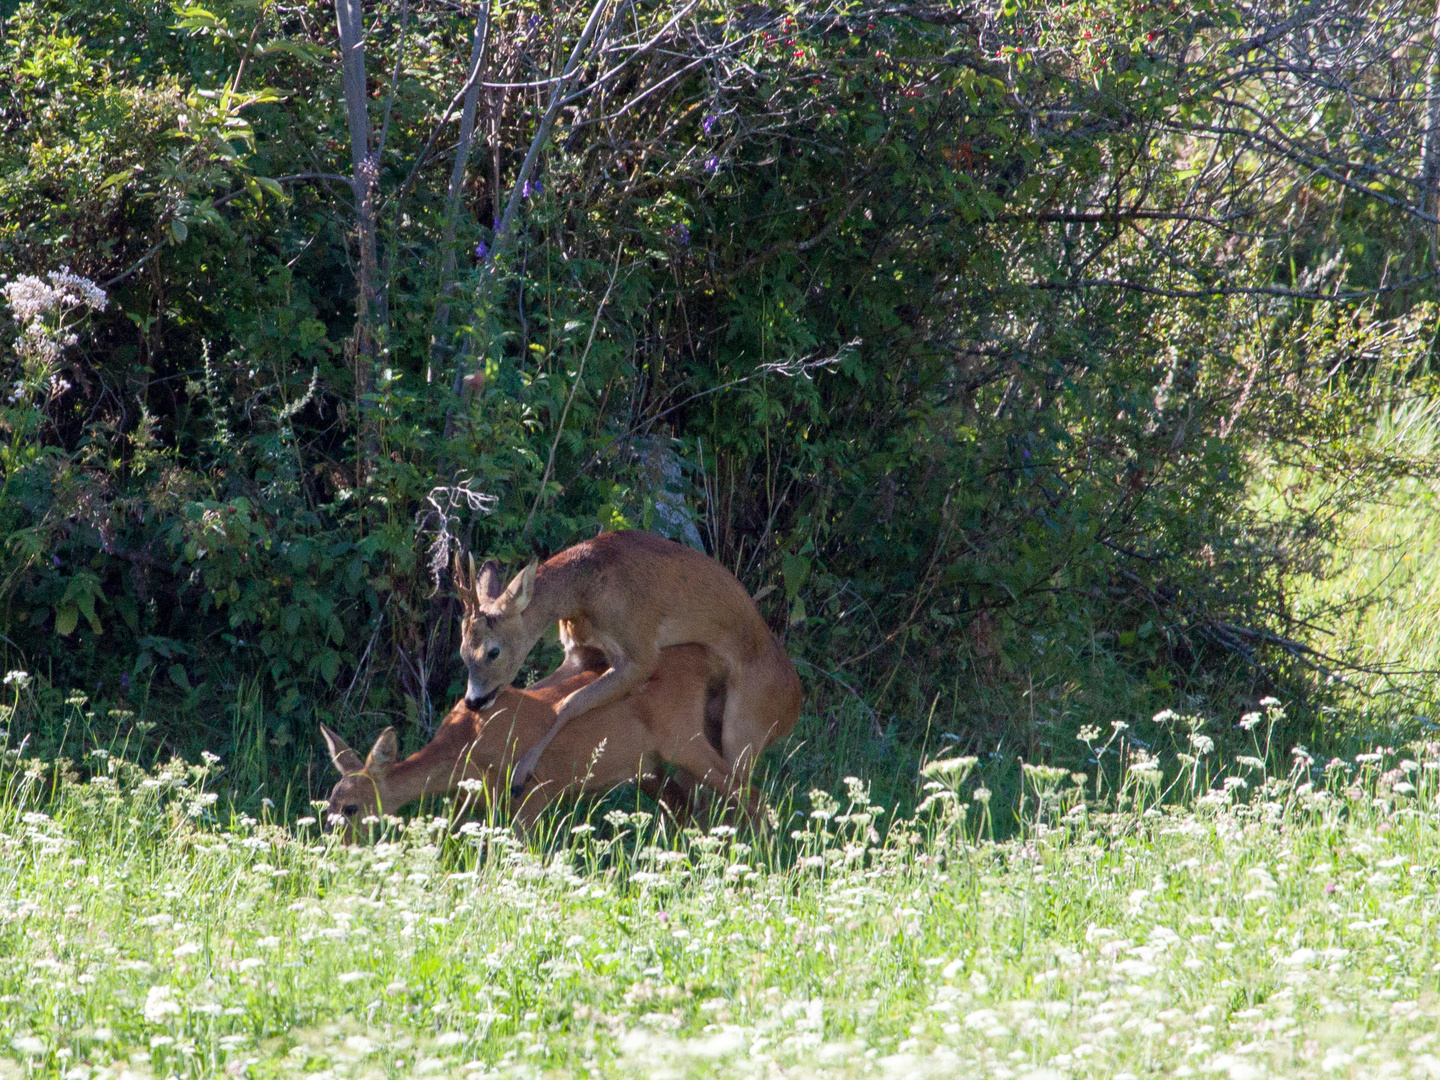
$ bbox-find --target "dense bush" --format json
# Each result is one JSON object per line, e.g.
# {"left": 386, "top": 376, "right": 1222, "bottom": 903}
{"left": 1, "top": 0, "right": 1437, "bottom": 797}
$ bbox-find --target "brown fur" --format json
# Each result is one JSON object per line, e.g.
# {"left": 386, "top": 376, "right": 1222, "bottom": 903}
{"left": 321, "top": 644, "right": 769, "bottom": 838}
{"left": 455, "top": 531, "right": 803, "bottom": 788}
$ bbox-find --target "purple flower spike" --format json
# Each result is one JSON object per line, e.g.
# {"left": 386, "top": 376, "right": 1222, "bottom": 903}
{"left": 703, "top": 114, "right": 717, "bottom": 135}
{"left": 522, "top": 180, "right": 532, "bottom": 199}
{"left": 704, "top": 156, "right": 720, "bottom": 172}
{"left": 475, "top": 241, "right": 488, "bottom": 260}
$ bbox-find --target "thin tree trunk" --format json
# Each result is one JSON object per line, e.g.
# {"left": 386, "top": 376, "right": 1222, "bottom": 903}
{"left": 443, "top": 0, "right": 610, "bottom": 442}
{"left": 1422, "top": 0, "right": 1440, "bottom": 216}
{"left": 426, "top": 0, "right": 494, "bottom": 387}
{"left": 335, "top": 0, "right": 382, "bottom": 463}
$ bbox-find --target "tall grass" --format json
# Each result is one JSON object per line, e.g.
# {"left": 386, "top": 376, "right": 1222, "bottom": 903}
{"left": 4, "top": 676, "right": 1440, "bottom": 1078}
{"left": 1261, "top": 400, "right": 1440, "bottom": 741}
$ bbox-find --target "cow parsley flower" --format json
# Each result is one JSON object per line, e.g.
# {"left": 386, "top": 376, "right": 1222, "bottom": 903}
{"left": 143, "top": 985, "right": 182, "bottom": 1022}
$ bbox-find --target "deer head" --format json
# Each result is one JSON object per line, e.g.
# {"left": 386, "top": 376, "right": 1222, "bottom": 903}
{"left": 320, "top": 724, "right": 399, "bottom": 840}
{"left": 453, "top": 551, "right": 538, "bottom": 710}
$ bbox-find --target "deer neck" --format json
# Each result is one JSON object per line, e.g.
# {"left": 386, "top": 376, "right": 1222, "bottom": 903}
{"left": 518, "top": 557, "right": 587, "bottom": 646}
{"left": 374, "top": 722, "right": 481, "bottom": 813}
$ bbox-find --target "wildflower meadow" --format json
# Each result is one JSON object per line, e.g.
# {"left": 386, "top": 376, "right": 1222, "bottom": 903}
{"left": 2, "top": 690, "right": 1440, "bottom": 1080}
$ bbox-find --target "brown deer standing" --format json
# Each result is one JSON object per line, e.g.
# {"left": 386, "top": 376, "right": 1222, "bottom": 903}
{"left": 321, "top": 644, "right": 768, "bottom": 838}
{"left": 455, "top": 531, "right": 801, "bottom": 793}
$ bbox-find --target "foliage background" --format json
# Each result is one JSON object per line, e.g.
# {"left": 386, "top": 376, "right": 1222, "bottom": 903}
{"left": 2, "top": 0, "right": 1439, "bottom": 807}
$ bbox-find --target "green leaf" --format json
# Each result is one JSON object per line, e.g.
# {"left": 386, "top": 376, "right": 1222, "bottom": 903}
{"left": 54, "top": 606, "right": 79, "bottom": 637}
{"left": 782, "top": 554, "right": 811, "bottom": 601}
{"left": 169, "top": 664, "right": 191, "bottom": 691}
{"left": 320, "top": 648, "right": 340, "bottom": 685}
{"left": 788, "top": 596, "right": 808, "bottom": 626}
{"left": 170, "top": 218, "right": 188, "bottom": 244}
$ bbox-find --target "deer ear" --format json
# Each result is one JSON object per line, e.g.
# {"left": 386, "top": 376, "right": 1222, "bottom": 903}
{"left": 366, "top": 727, "right": 399, "bottom": 770}
{"left": 320, "top": 724, "right": 364, "bottom": 776}
{"left": 501, "top": 559, "right": 537, "bottom": 614}
{"left": 475, "top": 558, "right": 505, "bottom": 603}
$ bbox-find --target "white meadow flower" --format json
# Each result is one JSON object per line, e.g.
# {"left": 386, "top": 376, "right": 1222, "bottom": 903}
{"left": 922, "top": 756, "right": 978, "bottom": 778}
{"left": 46, "top": 266, "right": 107, "bottom": 311}
{"left": 142, "top": 985, "right": 182, "bottom": 1022}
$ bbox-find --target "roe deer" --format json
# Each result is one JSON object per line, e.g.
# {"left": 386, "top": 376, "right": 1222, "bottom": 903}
{"left": 456, "top": 530, "right": 802, "bottom": 793}
{"left": 321, "top": 644, "right": 767, "bottom": 839}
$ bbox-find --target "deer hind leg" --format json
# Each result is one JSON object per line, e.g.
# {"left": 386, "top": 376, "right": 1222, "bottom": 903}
{"left": 718, "top": 649, "right": 800, "bottom": 782}
{"left": 663, "top": 718, "right": 764, "bottom": 827}
{"left": 717, "top": 678, "right": 771, "bottom": 786}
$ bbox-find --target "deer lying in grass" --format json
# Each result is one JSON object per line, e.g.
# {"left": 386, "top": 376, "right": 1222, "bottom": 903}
{"left": 456, "top": 530, "right": 802, "bottom": 793}
{"left": 320, "top": 644, "right": 766, "bottom": 840}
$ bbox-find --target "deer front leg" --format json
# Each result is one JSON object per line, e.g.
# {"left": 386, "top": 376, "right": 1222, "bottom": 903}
{"left": 509, "top": 646, "right": 655, "bottom": 794}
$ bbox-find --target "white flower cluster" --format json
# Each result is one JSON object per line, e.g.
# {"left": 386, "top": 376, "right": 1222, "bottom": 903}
{"left": 2, "top": 266, "right": 107, "bottom": 324}
{"left": 2, "top": 267, "right": 106, "bottom": 404}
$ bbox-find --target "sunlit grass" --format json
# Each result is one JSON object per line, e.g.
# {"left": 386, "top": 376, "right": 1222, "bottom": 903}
{"left": 2, "top": 689, "right": 1440, "bottom": 1079}
{"left": 1254, "top": 400, "right": 1440, "bottom": 736}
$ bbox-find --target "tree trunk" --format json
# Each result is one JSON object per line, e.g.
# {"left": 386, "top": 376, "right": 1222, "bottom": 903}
{"left": 444, "top": 0, "right": 611, "bottom": 442}
{"left": 426, "top": 0, "right": 493, "bottom": 387}
{"left": 1421, "top": 0, "right": 1440, "bottom": 217}
{"left": 335, "top": 0, "right": 382, "bottom": 464}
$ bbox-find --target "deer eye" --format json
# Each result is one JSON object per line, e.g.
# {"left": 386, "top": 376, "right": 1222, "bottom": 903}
{"left": 343, "top": 805, "right": 359, "bottom": 817}
{"left": 486, "top": 646, "right": 501, "bottom": 661}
